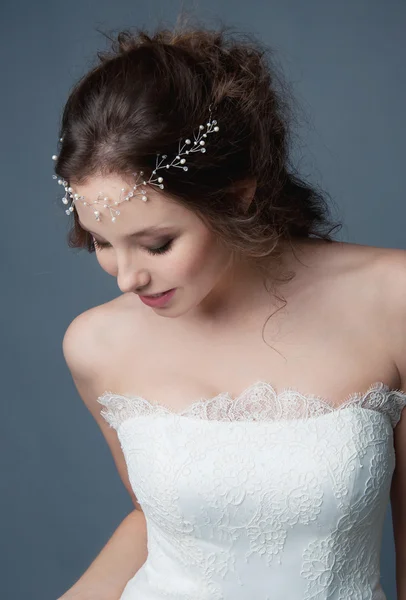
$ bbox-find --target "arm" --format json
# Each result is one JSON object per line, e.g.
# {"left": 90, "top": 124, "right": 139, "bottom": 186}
{"left": 391, "top": 419, "right": 406, "bottom": 600}
{"left": 59, "top": 308, "right": 148, "bottom": 599}
{"left": 381, "top": 250, "right": 406, "bottom": 598}
{"left": 58, "top": 509, "right": 147, "bottom": 600}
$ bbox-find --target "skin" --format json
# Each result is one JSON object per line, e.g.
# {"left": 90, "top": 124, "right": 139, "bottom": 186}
{"left": 72, "top": 173, "right": 298, "bottom": 327}
{"left": 71, "top": 172, "right": 399, "bottom": 404}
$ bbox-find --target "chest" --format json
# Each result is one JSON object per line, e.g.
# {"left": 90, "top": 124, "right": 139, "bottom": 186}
{"left": 107, "top": 280, "right": 397, "bottom": 413}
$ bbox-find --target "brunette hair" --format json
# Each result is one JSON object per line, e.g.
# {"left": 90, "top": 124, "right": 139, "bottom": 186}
{"left": 53, "top": 19, "right": 342, "bottom": 347}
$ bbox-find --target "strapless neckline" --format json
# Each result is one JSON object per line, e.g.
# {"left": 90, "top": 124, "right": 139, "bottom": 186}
{"left": 96, "top": 379, "right": 406, "bottom": 426}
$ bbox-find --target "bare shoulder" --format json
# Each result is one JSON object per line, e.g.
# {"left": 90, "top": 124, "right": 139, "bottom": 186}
{"left": 62, "top": 298, "right": 144, "bottom": 511}
{"left": 369, "top": 243, "right": 406, "bottom": 284}
{"left": 348, "top": 242, "right": 406, "bottom": 314}
{"left": 369, "top": 245, "right": 406, "bottom": 387}
{"left": 313, "top": 238, "right": 405, "bottom": 288}
{"left": 62, "top": 297, "right": 132, "bottom": 389}
{"left": 327, "top": 239, "right": 406, "bottom": 315}
{"left": 304, "top": 239, "right": 404, "bottom": 370}
{"left": 316, "top": 238, "right": 397, "bottom": 271}
{"left": 341, "top": 242, "right": 406, "bottom": 389}
{"left": 63, "top": 303, "right": 107, "bottom": 365}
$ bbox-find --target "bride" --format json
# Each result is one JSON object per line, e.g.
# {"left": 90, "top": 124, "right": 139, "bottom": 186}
{"left": 54, "top": 21, "right": 406, "bottom": 600}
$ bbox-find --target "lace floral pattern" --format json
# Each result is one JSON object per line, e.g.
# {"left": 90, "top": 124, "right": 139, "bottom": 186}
{"left": 96, "top": 381, "right": 406, "bottom": 600}
{"left": 97, "top": 380, "right": 406, "bottom": 428}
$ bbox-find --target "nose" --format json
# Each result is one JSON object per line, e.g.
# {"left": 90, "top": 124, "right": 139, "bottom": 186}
{"left": 117, "top": 272, "right": 151, "bottom": 295}
{"left": 116, "top": 256, "right": 151, "bottom": 295}
{"left": 117, "top": 271, "right": 151, "bottom": 294}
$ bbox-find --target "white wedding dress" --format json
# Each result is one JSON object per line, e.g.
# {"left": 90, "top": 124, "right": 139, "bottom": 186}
{"left": 97, "top": 380, "right": 406, "bottom": 600}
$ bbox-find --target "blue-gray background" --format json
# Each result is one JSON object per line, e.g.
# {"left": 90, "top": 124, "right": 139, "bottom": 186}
{"left": 1, "top": 1, "right": 405, "bottom": 599}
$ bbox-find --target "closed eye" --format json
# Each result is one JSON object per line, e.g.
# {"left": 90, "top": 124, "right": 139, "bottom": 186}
{"left": 91, "top": 237, "right": 174, "bottom": 256}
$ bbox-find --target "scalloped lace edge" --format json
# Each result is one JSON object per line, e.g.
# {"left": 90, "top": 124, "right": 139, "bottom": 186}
{"left": 96, "top": 380, "right": 406, "bottom": 428}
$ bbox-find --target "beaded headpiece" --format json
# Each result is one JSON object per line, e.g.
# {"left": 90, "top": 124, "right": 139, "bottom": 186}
{"left": 52, "top": 106, "right": 219, "bottom": 222}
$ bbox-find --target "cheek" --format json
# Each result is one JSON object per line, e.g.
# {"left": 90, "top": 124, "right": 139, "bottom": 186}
{"left": 95, "top": 252, "right": 117, "bottom": 277}
{"left": 177, "top": 232, "right": 229, "bottom": 282}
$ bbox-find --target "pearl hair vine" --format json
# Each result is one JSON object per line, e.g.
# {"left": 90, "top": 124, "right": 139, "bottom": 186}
{"left": 52, "top": 106, "right": 219, "bottom": 222}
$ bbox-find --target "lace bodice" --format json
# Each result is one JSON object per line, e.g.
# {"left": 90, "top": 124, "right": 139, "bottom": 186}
{"left": 97, "top": 380, "right": 406, "bottom": 427}
{"left": 97, "top": 380, "right": 406, "bottom": 600}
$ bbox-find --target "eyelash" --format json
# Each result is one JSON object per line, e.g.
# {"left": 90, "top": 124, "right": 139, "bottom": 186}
{"left": 91, "top": 238, "right": 174, "bottom": 256}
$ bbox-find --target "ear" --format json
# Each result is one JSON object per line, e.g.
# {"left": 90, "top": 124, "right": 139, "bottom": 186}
{"left": 229, "top": 177, "right": 257, "bottom": 211}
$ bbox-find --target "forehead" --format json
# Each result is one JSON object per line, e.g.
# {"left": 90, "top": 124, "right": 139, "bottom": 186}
{"left": 72, "top": 173, "right": 184, "bottom": 233}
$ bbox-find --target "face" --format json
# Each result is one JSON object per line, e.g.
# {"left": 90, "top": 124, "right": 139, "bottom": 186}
{"left": 72, "top": 173, "right": 252, "bottom": 323}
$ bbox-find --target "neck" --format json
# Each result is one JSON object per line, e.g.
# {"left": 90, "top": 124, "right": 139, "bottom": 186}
{"left": 185, "top": 238, "right": 301, "bottom": 327}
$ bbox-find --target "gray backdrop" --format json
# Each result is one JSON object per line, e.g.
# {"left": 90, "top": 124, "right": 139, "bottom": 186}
{"left": 1, "top": 1, "right": 405, "bottom": 599}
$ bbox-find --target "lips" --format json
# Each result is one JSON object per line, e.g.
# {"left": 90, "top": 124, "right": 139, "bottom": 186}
{"left": 139, "top": 288, "right": 176, "bottom": 308}
{"left": 142, "top": 289, "right": 171, "bottom": 298}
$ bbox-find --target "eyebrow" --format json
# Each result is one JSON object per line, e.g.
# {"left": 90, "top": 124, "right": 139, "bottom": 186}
{"left": 77, "top": 218, "right": 173, "bottom": 241}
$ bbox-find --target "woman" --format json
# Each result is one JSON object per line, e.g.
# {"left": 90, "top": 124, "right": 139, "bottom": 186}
{"left": 54, "top": 22, "right": 406, "bottom": 600}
